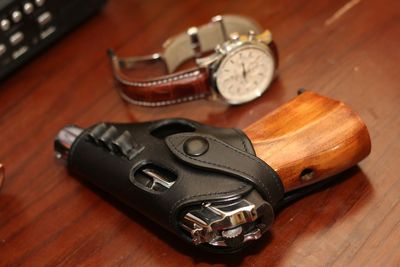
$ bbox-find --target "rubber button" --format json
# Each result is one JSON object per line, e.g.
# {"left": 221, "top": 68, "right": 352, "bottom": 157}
{"left": 183, "top": 137, "right": 209, "bottom": 156}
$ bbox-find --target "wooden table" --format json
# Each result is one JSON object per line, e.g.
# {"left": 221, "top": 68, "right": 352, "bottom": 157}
{"left": 1, "top": 0, "right": 399, "bottom": 266}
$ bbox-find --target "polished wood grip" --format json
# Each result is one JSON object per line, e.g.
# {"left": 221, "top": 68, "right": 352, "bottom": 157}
{"left": 243, "top": 91, "right": 371, "bottom": 192}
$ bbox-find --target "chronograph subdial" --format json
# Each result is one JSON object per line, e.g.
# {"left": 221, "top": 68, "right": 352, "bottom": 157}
{"left": 215, "top": 45, "right": 275, "bottom": 104}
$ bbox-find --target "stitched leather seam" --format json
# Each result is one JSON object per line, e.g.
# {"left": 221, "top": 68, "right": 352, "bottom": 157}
{"left": 206, "top": 136, "right": 284, "bottom": 196}
{"left": 233, "top": 128, "right": 250, "bottom": 153}
{"left": 169, "top": 138, "right": 273, "bottom": 203}
{"left": 118, "top": 70, "right": 201, "bottom": 87}
{"left": 120, "top": 91, "right": 208, "bottom": 107}
{"left": 168, "top": 184, "right": 249, "bottom": 227}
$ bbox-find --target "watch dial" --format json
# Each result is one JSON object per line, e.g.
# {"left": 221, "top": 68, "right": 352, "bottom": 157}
{"left": 216, "top": 46, "right": 275, "bottom": 104}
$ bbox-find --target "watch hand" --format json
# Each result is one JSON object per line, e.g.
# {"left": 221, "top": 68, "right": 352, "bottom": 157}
{"left": 241, "top": 63, "right": 247, "bottom": 80}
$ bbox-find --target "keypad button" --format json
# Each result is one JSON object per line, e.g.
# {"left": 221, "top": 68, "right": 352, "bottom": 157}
{"left": 34, "top": 0, "right": 46, "bottom": 7}
{"left": 9, "top": 32, "right": 24, "bottom": 46}
{"left": 11, "top": 10, "right": 22, "bottom": 23}
{"left": 12, "top": 46, "right": 28, "bottom": 59}
{"left": 0, "top": 19, "right": 11, "bottom": 31}
{"left": 37, "top": 11, "right": 52, "bottom": 26}
{"left": 23, "top": 2, "right": 35, "bottom": 15}
{"left": 0, "top": 44, "right": 6, "bottom": 56}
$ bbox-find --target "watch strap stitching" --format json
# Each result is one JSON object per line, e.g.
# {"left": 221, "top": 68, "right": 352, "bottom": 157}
{"left": 119, "top": 91, "right": 209, "bottom": 107}
{"left": 116, "top": 69, "right": 202, "bottom": 87}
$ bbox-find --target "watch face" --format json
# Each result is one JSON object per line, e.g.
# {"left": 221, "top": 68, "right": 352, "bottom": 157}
{"left": 215, "top": 45, "right": 275, "bottom": 104}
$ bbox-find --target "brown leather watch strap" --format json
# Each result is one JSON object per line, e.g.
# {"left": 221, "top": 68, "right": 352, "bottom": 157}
{"left": 108, "top": 15, "right": 264, "bottom": 106}
{"left": 116, "top": 68, "right": 211, "bottom": 107}
{"left": 108, "top": 49, "right": 212, "bottom": 106}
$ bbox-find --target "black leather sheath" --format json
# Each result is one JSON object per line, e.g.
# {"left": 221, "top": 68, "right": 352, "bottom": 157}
{"left": 66, "top": 118, "right": 284, "bottom": 252}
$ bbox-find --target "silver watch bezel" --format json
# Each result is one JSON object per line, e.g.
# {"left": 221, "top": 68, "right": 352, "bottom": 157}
{"left": 207, "top": 39, "right": 276, "bottom": 105}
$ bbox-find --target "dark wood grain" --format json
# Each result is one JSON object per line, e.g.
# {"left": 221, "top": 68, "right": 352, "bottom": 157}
{"left": 244, "top": 91, "right": 371, "bottom": 192}
{"left": 0, "top": 0, "right": 399, "bottom": 266}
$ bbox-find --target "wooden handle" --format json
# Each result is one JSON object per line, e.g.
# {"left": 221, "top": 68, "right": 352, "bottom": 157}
{"left": 243, "top": 91, "right": 371, "bottom": 192}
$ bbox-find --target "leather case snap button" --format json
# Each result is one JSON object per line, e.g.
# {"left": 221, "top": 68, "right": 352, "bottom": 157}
{"left": 183, "top": 136, "right": 209, "bottom": 156}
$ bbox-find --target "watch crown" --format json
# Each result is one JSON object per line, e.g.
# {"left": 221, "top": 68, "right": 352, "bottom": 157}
{"left": 248, "top": 30, "right": 256, "bottom": 41}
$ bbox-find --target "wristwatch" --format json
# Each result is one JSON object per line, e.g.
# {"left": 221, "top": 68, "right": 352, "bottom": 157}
{"left": 108, "top": 15, "right": 278, "bottom": 107}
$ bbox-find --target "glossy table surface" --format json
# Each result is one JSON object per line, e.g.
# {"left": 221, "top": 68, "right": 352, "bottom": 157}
{"left": 0, "top": 0, "right": 399, "bottom": 266}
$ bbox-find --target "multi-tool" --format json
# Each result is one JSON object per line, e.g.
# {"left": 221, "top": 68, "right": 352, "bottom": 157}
{"left": 54, "top": 92, "right": 371, "bottom": 253}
